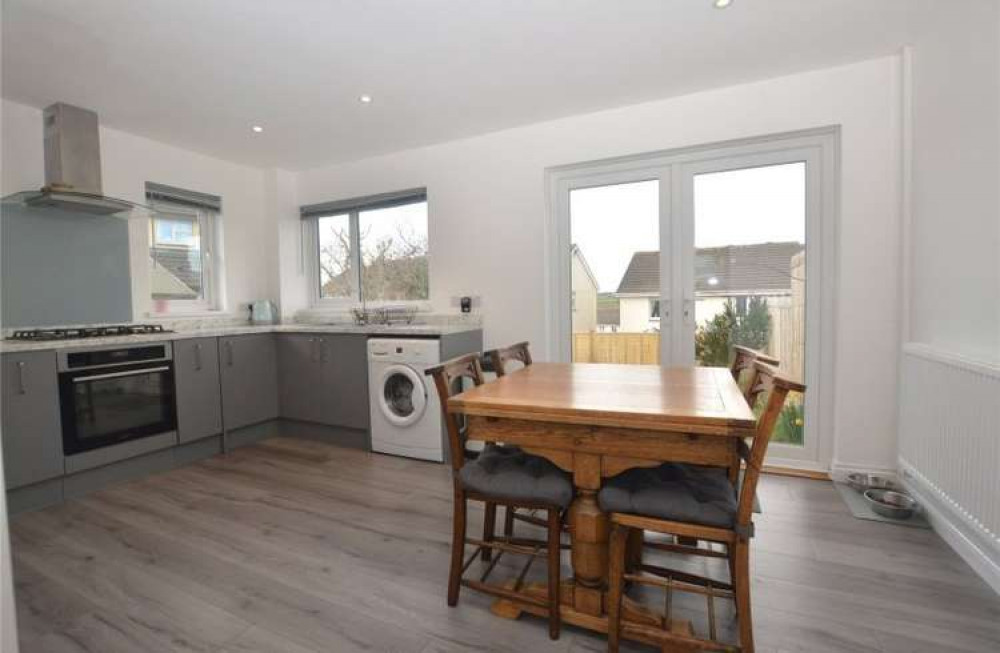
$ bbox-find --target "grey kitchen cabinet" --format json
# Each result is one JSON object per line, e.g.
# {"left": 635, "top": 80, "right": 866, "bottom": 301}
{"left": 318, "top": 335, "right": 369, "bottom": 430}
{"left": 277, "top": 334, "right": 322, "bottom": 423}
{"left": 219, "top": 334, "right": 279, "bottom": 431}
{"left": 173, "top": 337, "right": 223, "bottom": 443}
{"left": 277, "top": 333, "right": 369, "bottom": 430}
{"left": 1, "top": 351, "right": 64, "bottom": 489}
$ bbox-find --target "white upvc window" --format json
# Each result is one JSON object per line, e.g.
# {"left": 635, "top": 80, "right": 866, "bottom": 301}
{"left": 305, "top": 193, "right": 429, "bottom": 308}
{"left": 148, "top": 201, "right": 222, "bottom": 313}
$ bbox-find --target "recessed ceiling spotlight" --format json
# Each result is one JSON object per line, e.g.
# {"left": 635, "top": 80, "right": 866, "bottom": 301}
{"left": 251, "top": 125, "right": 264, "bottom": 133}
{"left": 707, "top": 276, "right": 720, "bottom": 286}
{"left": 714, "top": 0, "right": 733, "bottom": 8}
{"left": 359, "top": 94, "right": 373, "bottom": 104}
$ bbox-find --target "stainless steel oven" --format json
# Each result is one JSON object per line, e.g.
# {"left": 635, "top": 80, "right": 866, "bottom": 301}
{"left": 58, "top": 343, "right": 177, "bottom": 455}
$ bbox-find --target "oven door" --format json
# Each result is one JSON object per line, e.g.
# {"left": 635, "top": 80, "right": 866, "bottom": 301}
{"left": 59, "top": 363, "right": 177, "bottom": 455}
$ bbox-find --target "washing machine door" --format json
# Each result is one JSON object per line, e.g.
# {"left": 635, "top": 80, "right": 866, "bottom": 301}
{"left": 378, "top": 364, "right": 428, "bottom": 427}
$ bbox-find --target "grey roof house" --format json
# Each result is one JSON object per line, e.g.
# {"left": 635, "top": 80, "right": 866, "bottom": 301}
{"left": 616, "top": 241, "right": 805, "bottom": 297}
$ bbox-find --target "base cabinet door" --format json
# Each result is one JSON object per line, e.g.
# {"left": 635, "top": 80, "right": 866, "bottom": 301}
{"left": 277, "top": 334, "right": 322, "bottom": 423}
{"left": 220, "top": 334, "right": 279, "bottom": 431}
{"left": 1, "top": 351, "right": 64, "bottom": 489}
{"left": 174, "top": 338, "right": 223, "bottom": 443}
{"left": 319, "top": 335, "right": 370, "bottom": 430}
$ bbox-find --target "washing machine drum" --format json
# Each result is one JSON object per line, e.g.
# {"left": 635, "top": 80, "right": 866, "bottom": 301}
{"left": 378, "top": 364, "right": 428, "bottom": 427}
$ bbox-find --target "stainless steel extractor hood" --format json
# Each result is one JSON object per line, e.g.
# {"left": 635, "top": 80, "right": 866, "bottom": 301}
{"left": 2, "top": 103, "right": 149, "bottom": 217}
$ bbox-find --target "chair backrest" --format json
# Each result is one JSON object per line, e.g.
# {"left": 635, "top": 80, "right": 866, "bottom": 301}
{"left": 425, "top": 353, "right": 487, "bottom": 472}
{"left": 730, "top": 345, "right": 780, "bottom": 403}
{"left": 735, "top": 361, "right": 806, "bottom": 536}
{"left": 485, "top": 341, "right": 533, "bottom": 377}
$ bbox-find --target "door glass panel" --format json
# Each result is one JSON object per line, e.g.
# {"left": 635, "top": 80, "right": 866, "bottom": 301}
{"left": 383, "top": 372, "right": 416, "bottom": 417}
{"left": 569, "top": 180, "right": 660, "bottom": 364}
{"left": 72, "top": 370, "right": 172, "bottom": 441}
{"left": 692, "top": 162, "right": 806, "bottom": 446}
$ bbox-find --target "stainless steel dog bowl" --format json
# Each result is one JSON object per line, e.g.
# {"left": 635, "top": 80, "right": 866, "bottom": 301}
{"left": 864, "top": 489, "right": 917, "bottom": 520}
{"left": 846, "top": 472, "right": 896, "bottom": 493}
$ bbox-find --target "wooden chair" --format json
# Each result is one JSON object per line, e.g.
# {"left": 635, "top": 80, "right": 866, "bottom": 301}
{"left": 485, "top": 341, "right": 533, "bottom": 377}
{"left": 484, "top": 342, "right": 561, "bottom": 537}
{"left": 730, "top": 345, "right": 779, "bottom": 404}
{"left": 426, "top": 353, "right": 571, "bottom": 640}
{"left": 603, "top": 362, "right": 805, "bottom": 652}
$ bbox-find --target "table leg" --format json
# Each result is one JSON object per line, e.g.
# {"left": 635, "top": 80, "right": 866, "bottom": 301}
{"left": 568, "top": 453, "right": 608, "bottom": 616}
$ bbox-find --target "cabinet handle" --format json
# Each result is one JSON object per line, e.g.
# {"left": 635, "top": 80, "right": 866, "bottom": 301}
{"left": 319, "top": 339, "right": 327, "bottom": 363}
{"left": 226, "top": 341, "right": 234, "bottom": 367}
{"left": 194, "top": 343, "right": 203, "bottom": 371}
{"left": 16, "top": 361, "right": 26, "bottom": 394}
{"left": 311, "top": 338, "right": 319, "bottom": 363}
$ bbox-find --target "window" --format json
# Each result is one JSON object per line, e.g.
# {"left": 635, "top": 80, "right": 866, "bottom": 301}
{"left": 307, "top": 189, "right": 428, "bottom": 305}
{"left": 148, "top": 203, "right": 219, "bottom": 310}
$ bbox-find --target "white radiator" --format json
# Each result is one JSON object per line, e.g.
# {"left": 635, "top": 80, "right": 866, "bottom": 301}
{"left": 898, "top": 343, "right": 1000, "bottom": 592}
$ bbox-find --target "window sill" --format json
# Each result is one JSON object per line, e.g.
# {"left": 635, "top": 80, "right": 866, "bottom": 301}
{"left": 145, "top": 310, "right": 234, "bottom": 320}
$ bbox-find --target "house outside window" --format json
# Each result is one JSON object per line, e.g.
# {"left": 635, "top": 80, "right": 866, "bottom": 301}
{"left": 145, "top": 182, "right": 223, "bottom": 313}
{"left": 303, "top": 189, "right": 429, "bottom": 306}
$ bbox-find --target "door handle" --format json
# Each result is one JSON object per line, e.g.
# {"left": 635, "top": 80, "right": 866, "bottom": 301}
{"left": 194, "top": 343, "right": 203, "bottom": 371}
{"left": 73, "top": 366, "right": 171, "bottom": 383}
{"left": 226, "top": 341, "right": 234, "bottom": 367}
{"left": 16, "top": 361, "right": 26, "bottom": 395}
{"left": 683, "top": 297, "right": 695, "bottom": 325}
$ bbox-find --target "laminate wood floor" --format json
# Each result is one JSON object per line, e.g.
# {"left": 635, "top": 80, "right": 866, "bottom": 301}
{"left": 10, "top": 437, "right": 1000, "bottom": 653}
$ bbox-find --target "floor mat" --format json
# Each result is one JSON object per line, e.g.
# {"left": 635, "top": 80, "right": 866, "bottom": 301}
{"left": 833, "top": 482, "right": 931, "bottom": 529}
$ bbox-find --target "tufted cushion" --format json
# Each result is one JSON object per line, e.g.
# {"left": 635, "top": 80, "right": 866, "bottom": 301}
{"left": 598, "top": 463, "right": 738, "bottom": 528}
{"left": 460, "top": 446, "right": 574, "bottom": 508}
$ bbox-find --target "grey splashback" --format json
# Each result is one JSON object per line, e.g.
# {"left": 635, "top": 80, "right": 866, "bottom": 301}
{"left": 2, "top": 204, "right": 133, "bottom": 328}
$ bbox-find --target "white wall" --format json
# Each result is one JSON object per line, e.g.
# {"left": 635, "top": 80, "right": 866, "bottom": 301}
{"left": 293, "top": 56, "right": 903, "bottom": 472}
{"left": 906, "top": 1, "right": 1000, "bottom": 364}
{"left": 0, "top": 99, "right": 278, "bottom": 321}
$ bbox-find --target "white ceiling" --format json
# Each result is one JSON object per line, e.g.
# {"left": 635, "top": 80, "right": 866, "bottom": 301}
{"left": 2, "top": 0, "right": 927, "bottom": 170}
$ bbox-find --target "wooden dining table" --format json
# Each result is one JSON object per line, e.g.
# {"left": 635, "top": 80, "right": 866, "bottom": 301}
{"left": 448, "top": 362, "right": 757, "bottom": 641}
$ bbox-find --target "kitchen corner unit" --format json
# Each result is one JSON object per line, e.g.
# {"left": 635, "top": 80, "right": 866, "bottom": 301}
{"left": 1, "top": 323, "right": 483, "bottom": 514}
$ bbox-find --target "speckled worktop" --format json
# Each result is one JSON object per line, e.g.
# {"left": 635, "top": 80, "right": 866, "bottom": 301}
{"left": 0, "top": 322, "right": 482, "bottom": 353}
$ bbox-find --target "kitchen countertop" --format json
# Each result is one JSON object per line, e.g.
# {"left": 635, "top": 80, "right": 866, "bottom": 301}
{"left": 0, "top": 323, "right": 482, "bottom": 353}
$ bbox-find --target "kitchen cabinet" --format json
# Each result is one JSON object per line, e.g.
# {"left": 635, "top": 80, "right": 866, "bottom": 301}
{"left": 173, "top": 337, "right": 223, "bottom": 443}
{"left": 277, "top": 333, "right": 369, "bottom": 429}
{"left": 219, "top": 334, "right": 279, "bottom": 431}
{"left": 277, "top": 334, "right": 322, "bottom": 423}
{"left": 1, "top": 351, "right": 64, "bottom": 489}
{"left": 318, "top": 335, "right": 369, "bottom": 430}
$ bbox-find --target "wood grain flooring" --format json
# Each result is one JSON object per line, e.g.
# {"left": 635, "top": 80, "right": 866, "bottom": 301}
{"left": 10, "top": 437, "right": 1000, "bottom": 653}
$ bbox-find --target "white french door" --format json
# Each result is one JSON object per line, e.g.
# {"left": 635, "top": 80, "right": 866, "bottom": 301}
{"left": 549, "top": 129, "right": 837, "bottom": 469}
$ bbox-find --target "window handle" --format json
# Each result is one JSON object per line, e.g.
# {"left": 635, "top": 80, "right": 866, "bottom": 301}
{"left": 16, "top": 361, "right": 26, "bottom": 395}
{"left": 194, "top": 343, "right": 203, "bottom": 371}
{"left": 683, "top": 298, "right": 695, "bottom": 325}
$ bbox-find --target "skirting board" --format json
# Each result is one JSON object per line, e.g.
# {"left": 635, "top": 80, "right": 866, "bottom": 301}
{"left": 899, "top": 458, "right": 1000, "bottom": 596}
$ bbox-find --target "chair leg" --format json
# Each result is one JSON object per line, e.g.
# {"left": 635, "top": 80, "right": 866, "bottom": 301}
{"left": 547, "top": 507, "right": 562, "bottom": 640}
{"left": 504, "top": 505, "right": 516, "bottom": 538}
{"left": 606, "top": 524, "right": 628, "bottom": 653}
{"left": 448, "top": 488, "right": 467, "bottom": 607}
{"left": 732, "top": 539, "right": 754, "bottom": 653}
{"left": 482, "top": 502, "right": 497, "bottom": 562}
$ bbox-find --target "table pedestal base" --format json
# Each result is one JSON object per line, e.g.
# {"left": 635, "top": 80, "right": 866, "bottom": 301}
{"left": 489, "top": 579, "right": 695, "bottom": 652}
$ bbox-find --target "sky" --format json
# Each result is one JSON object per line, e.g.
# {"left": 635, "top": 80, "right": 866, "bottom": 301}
{"left": 570, "top": 162, "right": 806, "bottom": 292}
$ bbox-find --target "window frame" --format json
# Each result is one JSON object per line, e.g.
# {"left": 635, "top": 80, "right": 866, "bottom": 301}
{"left": 307, "top": 197, "right": 430, "bottom": 309}
{"left": 148, "top": 200, "right": 221, "bottom": 314}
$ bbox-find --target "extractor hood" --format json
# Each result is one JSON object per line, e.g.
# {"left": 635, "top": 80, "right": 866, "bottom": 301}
{"left": 2, "top": 103, "right": 150, "bottom": 217}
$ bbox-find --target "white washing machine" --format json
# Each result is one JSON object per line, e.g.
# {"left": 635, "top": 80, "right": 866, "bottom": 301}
{"left": 368, "top": 338, "right": 444, "bottom": 462}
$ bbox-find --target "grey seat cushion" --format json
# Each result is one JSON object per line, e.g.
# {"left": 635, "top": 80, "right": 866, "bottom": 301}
{"left": 598, "top": 463, "right": 738, "bottom": 528}
{"left": 460, "top": 446, "right": 573, "bottom": 508}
